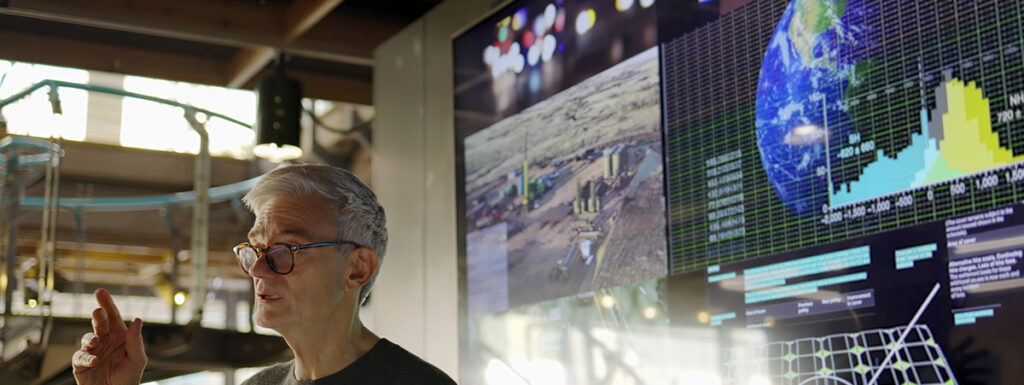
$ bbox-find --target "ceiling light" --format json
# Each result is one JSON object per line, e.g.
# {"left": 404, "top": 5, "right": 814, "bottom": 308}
{"left": 174, "top": 291, "right": 188, "bottom": 306}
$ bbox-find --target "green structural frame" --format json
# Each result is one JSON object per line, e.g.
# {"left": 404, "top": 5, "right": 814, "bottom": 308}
{"left": 0, "top": 79, "right": 261, "bottom": 211}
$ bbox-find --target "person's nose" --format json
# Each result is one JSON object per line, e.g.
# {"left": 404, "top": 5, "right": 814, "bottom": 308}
{"left": 248, "top": 251, "right": 276, "bottom": 278}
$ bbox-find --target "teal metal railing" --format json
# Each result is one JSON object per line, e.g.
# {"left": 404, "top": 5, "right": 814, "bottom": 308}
{"left": 0, "top": 79, "right": 248, "bottom": 127}
{"left": 0, "top": 79, "right": 261, "bottom": 211}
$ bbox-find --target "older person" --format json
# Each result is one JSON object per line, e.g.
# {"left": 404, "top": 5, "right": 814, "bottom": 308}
{"left": 72, "top": 165, "right": 455, "bottom": 385}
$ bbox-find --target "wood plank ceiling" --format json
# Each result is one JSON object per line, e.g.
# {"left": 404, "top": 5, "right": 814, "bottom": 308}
{"left": 0, "top": 0, "right": 439, "bottom": 294}
{"left": 0, "top": 0, "right": 441, "bottom": 104}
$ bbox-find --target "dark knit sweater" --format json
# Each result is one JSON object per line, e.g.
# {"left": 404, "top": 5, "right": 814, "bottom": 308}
{"left": 240, "top": 339, "right": 456, "bottom": 385}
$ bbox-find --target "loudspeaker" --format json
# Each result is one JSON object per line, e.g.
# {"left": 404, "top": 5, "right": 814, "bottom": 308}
{"left": 256, "top": 72, "right": 303, "bottom": 148}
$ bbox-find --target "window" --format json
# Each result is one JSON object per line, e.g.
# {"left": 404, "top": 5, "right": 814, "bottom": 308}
{"left": 0, "top": 60, "right": 89, "bottom": 140}
{"left": 121, "top": 75, "right": 255, "bottom": 159}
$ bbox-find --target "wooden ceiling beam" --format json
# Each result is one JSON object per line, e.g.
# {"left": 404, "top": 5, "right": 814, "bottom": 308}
{"left": 0, "top": 0, "right": 381, "bottom": 69}
{"left": 239, "top": 67, "right": 372, "bottom": 105}
{"left": 1, "top": 0, "right": 285, "bottom": 51}
{"left": 226, "top": 47, "right": 278, "bottom": 89}
{"left": 293, "top": 11, "right": 406, "bottom": 60}
{"left": 0, "top": 28, "right": 364, "bottom": 116}
{"left": 55, "top": 141, "right": 253, "bottom": 190}
{"left": 226, "top": 0, "right": 344, "bottom": 88}
{"left": 17, "top": 244, "right": 236, "bottom": 266}
{"left": 16, "top": 226, "right": 247, "bottom": 255}
{"left": 0, "top": 30, "right": 226, "bottom": 86}
{"left": 53, "top": 259, "right": 246, "bottom": 274}
{"left": 286, "top": 69, "right": 373, "bottom": 106}
{"left": 17, "top": 245, "right": 247, "bottom": 282}
{"left": 1, "top": 1, "right": 381, "bottom": 101}
{"left": 285, "top": 0, "right": 345, "bottom": 42}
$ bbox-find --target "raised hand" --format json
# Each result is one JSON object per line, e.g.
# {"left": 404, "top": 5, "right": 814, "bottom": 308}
{"left": 72, "top": 288, "right": 148, "bottom": 385}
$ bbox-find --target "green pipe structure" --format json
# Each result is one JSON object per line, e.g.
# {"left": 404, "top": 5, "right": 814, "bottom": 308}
{"left": 0, "top": 79, "right": 260, "bottom": 211}
{"left": 0, "top": 79, "right": 249, "bottom": 128}
{"left": 18, "top": 176, "right": 260, "bottom": 211}
{"left": 0, "top": 79, "right": 267, "bottom": 369}
{"left": 0, "top": 135, "right": 65, "bottom": 167}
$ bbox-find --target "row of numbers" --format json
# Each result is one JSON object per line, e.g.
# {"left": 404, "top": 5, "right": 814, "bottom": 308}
{"left": 821, "top": 166, "right": 1024, "bottom": 225}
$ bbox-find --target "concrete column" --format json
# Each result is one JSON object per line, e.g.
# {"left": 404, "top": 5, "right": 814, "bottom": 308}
{"left": 85, "top": 71, "right": 124, "bottom": 145}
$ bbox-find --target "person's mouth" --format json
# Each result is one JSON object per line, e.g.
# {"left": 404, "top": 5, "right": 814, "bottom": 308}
{"left": 258, "top": 293, "right": 282, "bottom": 302}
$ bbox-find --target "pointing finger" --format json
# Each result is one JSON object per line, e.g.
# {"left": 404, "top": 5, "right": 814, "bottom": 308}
{"left": 94, "top": 288, "right": 126, "bottom": 332}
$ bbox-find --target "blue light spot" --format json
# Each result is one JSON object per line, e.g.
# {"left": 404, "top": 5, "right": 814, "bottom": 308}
{"left": 529, "top": 71, "right": 542, "bottom": 93}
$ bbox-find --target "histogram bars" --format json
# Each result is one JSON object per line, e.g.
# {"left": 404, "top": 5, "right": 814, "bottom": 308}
{"left": 828, "top": 76, "right": 1024, "bottom": 208}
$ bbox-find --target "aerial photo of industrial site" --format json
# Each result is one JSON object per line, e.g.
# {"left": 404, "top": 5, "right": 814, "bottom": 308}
{"left": 465, "top": 47, "right": 666, "bottom": 312}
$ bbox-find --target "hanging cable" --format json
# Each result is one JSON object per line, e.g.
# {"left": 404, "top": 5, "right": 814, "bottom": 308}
{"left": 304, "top": 107, "right": 356, "bottom": 134}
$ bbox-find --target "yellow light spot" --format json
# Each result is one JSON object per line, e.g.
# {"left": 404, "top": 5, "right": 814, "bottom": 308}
{"left": 27, "top": 299, "right": 38, "bottom": 308}
{"left": 576, "top": 9, "right": 596, "bottom": 35}
{"left": 600, "top": 295, "right": 615, "bottom": 309}
{"left": 697, "top": 311, "right": 710, "bottom": 324}
{"left": 643, "top": 306, "right": 658, "bottom": 319}
{"left": 174, "top": 292, "right": 187, "bottom": 306}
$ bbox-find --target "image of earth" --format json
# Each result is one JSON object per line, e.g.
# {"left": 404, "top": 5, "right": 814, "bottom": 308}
{"left": 755, "top": 0, "right": 871, "bottom": 215}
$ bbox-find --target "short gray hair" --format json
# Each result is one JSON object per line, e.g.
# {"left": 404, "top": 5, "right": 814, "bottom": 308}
{"left": 242, "top": 164, "right": 387, "bottom": 305}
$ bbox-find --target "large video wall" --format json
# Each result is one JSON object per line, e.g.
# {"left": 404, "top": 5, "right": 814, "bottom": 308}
{"left": 455, "top": 0, "right": 1024, "bottom": 384}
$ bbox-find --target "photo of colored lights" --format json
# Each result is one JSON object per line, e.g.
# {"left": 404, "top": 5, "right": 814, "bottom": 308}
{"left": 456, "top": 0, "right": 659, "bottom": 136}
{"left": 482, "top": 3, "right": 571, "bottom": 77}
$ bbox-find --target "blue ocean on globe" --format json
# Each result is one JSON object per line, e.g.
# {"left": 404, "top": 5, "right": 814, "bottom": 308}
{"left": 755, "top": 0, "right": 870, "bottom": 216}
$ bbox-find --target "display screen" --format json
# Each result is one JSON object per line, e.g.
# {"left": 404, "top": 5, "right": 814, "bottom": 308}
{"left": 454, "top": 0, "right": 663, "bottom": 315}
{"left": 455, "top": 0, "right": 1024, "bottom": 383}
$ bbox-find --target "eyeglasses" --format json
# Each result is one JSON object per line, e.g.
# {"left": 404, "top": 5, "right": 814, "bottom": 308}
{"left": 233, "top": 241, "right": 362, "bottom": 275}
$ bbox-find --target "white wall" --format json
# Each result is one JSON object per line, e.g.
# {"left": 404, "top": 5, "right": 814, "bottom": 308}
{"left": 370, "top": 0, "right": 500, "bottom": 379}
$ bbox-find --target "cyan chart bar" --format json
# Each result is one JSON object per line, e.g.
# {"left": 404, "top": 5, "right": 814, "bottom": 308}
{"left": 895, "top": 243, "right": 938, "bottom": 270}
{"left": 743, "top": 246, "right": 871, "bottom": 290}
{"left": 745, "top": 272, "right": 869, "bottom": 304}
{"left": 710, "top": 312, "right": 737, "bottom": 326}
{"left": 954, "top": 308, "right": 996, "bottom": 325}
{"left": 709, "top": 272, "right": 737, "bottom": 283}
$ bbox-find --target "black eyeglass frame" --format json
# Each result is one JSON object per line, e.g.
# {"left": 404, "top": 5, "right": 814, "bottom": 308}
{"left": 233, "top": 241, "right": 363, "bottom": 275}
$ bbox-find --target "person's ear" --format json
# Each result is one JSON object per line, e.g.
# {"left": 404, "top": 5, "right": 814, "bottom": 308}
{"left": 343, "top": 247, "right": 378, "bottom": 293}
